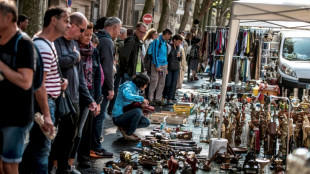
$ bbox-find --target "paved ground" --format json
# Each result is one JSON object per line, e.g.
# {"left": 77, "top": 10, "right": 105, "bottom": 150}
{"left": 78, "top": 74, "right": 222, "bottom": 174}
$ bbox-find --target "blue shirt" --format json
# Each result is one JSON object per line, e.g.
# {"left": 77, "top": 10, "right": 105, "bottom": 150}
{"left": 112, "top": 81, "right": 144, "bottom": 117}
{"left": 150, "top": 35, "right": 168, "bottom": 68}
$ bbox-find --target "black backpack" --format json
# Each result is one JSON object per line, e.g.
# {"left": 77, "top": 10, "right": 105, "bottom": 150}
{"left": 14, "top": 33, "right": 44, "bottom": 91}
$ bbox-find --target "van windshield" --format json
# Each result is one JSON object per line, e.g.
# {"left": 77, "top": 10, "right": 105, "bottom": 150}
{"left": 282, "top": 37, "right": 310, "bottom": 61}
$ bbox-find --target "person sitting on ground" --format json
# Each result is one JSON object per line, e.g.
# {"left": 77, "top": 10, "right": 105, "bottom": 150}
{"left": 112, "top": 73, "right": 151, "bottom": 141}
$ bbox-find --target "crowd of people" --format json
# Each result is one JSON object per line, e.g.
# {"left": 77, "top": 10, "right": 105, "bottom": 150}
{"left": 0, "top": 1, "right": 201, "bottom": 174}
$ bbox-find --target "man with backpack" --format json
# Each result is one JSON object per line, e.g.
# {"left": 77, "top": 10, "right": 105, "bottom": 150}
{"left": 147, "top": 28, "right": 172, "bottom": 106}
{"left": 19, "top": 7, "right": 70, "bottom": 174}
{"left": 0, "top": 1, "right": 35, "bottom": 173}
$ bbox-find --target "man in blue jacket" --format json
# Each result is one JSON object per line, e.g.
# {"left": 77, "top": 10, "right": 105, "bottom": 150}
{"left": 148, "top": 28, "right": 172, "bottom": 106}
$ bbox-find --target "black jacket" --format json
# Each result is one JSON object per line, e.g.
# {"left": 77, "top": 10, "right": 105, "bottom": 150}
{"left": 119, "top": 34, "right": 143, "bottom": 77}
{"left": 167, "top": 43, "right": 182, "bottom": 71}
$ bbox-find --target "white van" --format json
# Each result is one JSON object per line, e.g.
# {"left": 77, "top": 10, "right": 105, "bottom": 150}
{"left": 278, "top": 31, "right": 310, "bottom": 89}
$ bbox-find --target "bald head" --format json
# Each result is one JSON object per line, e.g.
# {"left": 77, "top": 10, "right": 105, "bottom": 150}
{"left": 66, "top": 12, "right": 87, "bottom": 40}
{"left": 70, "top": 12, "right": 87, "bottom": 26}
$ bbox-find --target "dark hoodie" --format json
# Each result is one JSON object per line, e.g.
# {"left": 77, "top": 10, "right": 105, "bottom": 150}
{"left": 96, "top": 29, "right": 115, "bottom": 96}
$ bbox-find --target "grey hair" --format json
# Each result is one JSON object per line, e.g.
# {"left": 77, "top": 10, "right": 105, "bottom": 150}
{"left": 120, "top": 27, "right": 127, "bottom": 34}
{"left": 70, "top": 12, "right": 86, "bottom": 25}
{"left": 104, "top": 17, "right": 122, "bottom": 28}
{"left": 0, "top": 1, "right": 17, "bottom": 22}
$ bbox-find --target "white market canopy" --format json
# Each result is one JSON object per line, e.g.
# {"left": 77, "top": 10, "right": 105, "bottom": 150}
{"left": 235, "top": 0, "right": 310, "bottom": 29}
{"left": 218, "top": 0, "right": 310, "bottom": 150}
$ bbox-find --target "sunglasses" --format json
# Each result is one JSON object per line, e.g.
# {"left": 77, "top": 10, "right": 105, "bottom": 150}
{"left": 76, "top": 24, "right": 85, "bottom": 33}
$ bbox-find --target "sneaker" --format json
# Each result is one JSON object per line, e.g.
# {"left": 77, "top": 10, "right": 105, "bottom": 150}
{"left": 155, "top": 100, "right": 165, "bottom": 106}
{"left": 167, "top": 100, "right": 174, "bottom": 105}
{"left": 123, "top": 133, "right": 141, "bottom": 141}
{"left": 149, "top": 101, "right": 156, "bottom": 106}
{"left": 194, "top": 76, "right": 199, "bottom": 80}
{"left": 51, "top": 166, "right": 57, "bottom": 174}
{"left": 71, "top": 166, "right": 81, "bottom": 174}
{"left": 90, "top": 149, "right": 113, "bottom": 158}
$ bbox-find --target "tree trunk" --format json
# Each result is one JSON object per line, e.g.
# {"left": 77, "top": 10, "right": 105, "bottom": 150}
{"left": 192, "top": 0, "right": 213, "bottom": 28}
{"left": 140, "top": 0, "right": 155, "bottom": 22}
{"left": 22, "top": 0, "right": 47, "bottom": 37}
{"left": 106, "top": 0, "right": 121, "bottom": 17}
{"left": 179, "top": 0, "right": 191, "bottom": 32}
{"left": 157, "top": 0, "right": 170, "bottom": 32}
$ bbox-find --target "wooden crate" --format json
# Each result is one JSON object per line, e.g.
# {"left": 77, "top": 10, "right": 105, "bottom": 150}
{"left": 149, "top": 113, "right": 168, "bottom": 124}
{"left": 173, "top": 103, "right": 194, "bottom": 115}
{"left": 161, "top": 111, "right": 177, "bottom": 117}
{"left": 166, "top": 115, "right": 187, "bottom": 125}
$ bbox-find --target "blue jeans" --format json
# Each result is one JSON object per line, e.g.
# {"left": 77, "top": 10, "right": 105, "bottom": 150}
{"left": 19, "top": 98, "right": 55, "bottom": 174}
{"left": 0, "top": 123, "right": 32, "bottom": 163}
{"left": 91, "top": 97, "right": 109, "bottom": 151}
{"left": 163, "top": 70, "right": 179, "bottom": 100}
{"left": 112, "top": 108, "right": 150, "bottom": 135}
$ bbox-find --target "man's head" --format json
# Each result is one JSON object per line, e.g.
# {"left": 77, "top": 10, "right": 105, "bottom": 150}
{"left": 67, "top": 12, "right": 87, "bottom": 40}
{"left": 172, "top": 34, "right": 183, "bottom": 47}
{"left": 43, "top": 7, "right": 70, "bottom": 36}
{"left": 94, "top": 17, "right": 106, "bottom": 32}
{"left": 162, "top": 28, "right": 172, "bottom": 40}
{"left": 127, "top": 28, "right": 134, "bottom": 37}
{"left": 0, "top": 1, "right": 17, "bottom": 32}
{"left": 134, "top": 22, "right": 147, "bottom": 41}
{"left": 17, "top": 14, "right": 28, "bottom": 31}
{"left": 179, "top": 30, "right": 186, "bottom": 37}
{"left": 104, "top": 17, "right": 122, "bottom": 40}
{"left": 119, "top": 27, "right": 127, "bottom": 40}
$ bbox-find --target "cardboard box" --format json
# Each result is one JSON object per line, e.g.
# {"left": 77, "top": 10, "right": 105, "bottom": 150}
{"left": 149, "top": 113, "right": 168, "bottom": 124}
{"left": 166, "top": 115, "right": 187, "bottom": 125}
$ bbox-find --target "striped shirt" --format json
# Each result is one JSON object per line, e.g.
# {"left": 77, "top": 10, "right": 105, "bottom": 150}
{"left": 34, "top": 38, "right": 61, "bottom": 98}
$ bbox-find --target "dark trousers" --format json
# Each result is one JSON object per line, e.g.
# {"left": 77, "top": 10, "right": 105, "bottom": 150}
{"left": 77, "top": 108, "right": 93, "bottom": 163}
{"left": 112, "top": 108, "right": 150, "bottom": 135}
{"left": 50, "top": 103, "right": 80, "bottom": 172}
{"left": 163, "top": 70, "right": 180, "bottom": 100}
{"left": 108, "top": 73, "right": 122, "bottom": 113}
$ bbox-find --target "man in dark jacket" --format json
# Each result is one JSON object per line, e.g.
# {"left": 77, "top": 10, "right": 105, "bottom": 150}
{"left": 52, "top": 12, "right": 97, "bottom": 173}
{"left": 92, "top": 17, "right": 122, "bottom": 157}
{"left": 107, "top": 23, "right": 147, "bottom": 117}
{"left": 119, "top": 22, "right": 147, "bottom": 81}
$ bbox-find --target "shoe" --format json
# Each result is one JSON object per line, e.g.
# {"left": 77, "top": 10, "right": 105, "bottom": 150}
{"left": 123, "top": 133, "right": 141, "bottom": 141}
{"left": 71, "top": 166, "right": 81, "bottom": 174}
{"left": 149, "top": 101, "right": 156, "bottom": 106}
{"left": 78, "top": 161, "right": 91, "bottom": 169}
{"left": 194, "top": 76, "right": 199, "bottom": 80}
{"left": 90, "top": 149, "right": 113, "bottom": 158}
{"left": 190, "top": 77, "right": 193, "bottom": 81}
{"left": 155, "top": 100, "right": 165, "bottom": 106}
{"left": 51, "top": 166, "right": 57, "bottom": 174}
{"left": 167, "top": 100, "right": 174, "bottom": 105}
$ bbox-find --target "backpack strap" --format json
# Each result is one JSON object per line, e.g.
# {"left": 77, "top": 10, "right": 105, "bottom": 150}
{"left": 12, "top": 32, "right": 28, "bottom": 68}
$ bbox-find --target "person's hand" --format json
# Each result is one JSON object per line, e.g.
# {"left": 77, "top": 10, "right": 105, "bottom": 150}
{"left": 107, "top": 90, "right": 114, "bottom": 100}
{"left": 93, "top": 103, "right": 101, "bottom": 116}
{"left": 142, "top": 99, "right": 149, "bottom": 105}
{"left": 42, "top": 115, "right": 55, "bottom": 137}
{"left": 89, "top": 102, "right": 97, "bottom": 112}
{"left": 166, "top": 70, "right": 168, "bottom": 75}
{"left": 156, "top": 68, "right": 161, "bottom": 72}
{"left": 177, "top": 52, "right": 181, "bottom": 57}
{"left": 73, "top": 46, "right": 80, "bottom": 62}
{"left": 60, "top": 78, "right": 68, "bottom": 90}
